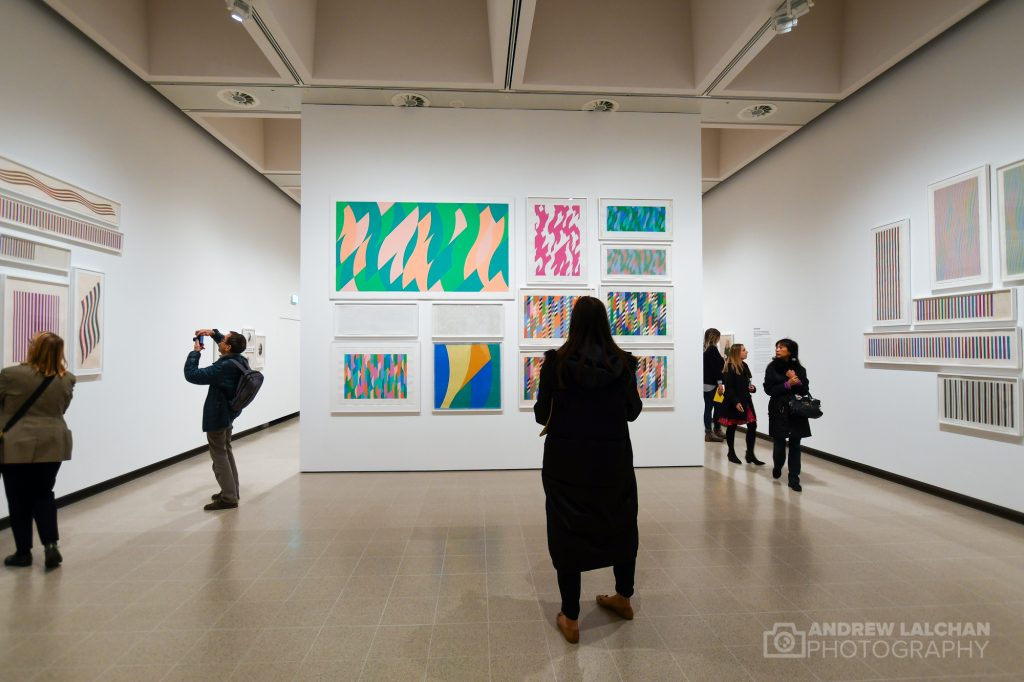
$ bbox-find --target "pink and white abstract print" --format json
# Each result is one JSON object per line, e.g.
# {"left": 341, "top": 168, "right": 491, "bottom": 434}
{"left": 527, "top": 198, "right": 586, "bottom": 285}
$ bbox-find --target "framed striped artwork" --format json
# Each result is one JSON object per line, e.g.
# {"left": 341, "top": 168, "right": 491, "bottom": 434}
{"left": 518, "top": 289, "right": 591, "bottom": 346}
{"left": 70, "top": 267, "right": 104, "bottom": 376}
{"left": 927, "top": 166, "right": 990, "bottom": 291}
{"left": 600, "top": 243, "right": 672, "bottom": 282}
{"left": 518, "top": 350, "right": 546, "bottom": 410}
{"left": 599, "top": 285, "right": 673, "bottom": 344}
{"left": 864, "top": 328, "right": 1021, "bottom": 369}
{"left": 0, "top": 274, "right": 69, "bottom": 368}
{"left": 632, "top": 348, "right": 674, "bottom": 409}
{"left": 0, "top": 230, "right": 70, "bottom": 274}
{"left": 329, "top": 341, "right": 420, "bottom": 413}
{"left": 913, "top": 289, "right": 1016, "bottom": 326}
{"left": 938, "top": 374, "right": 1021, "bottom": 436}
{"left": 870, "top": 219, "right": 909, "bottom": 326}
{"left": 997, "top": 158, "right": 1024, "bottom": 285}
{"left": 598, "top": 199, "right": 673, "bottom": 242}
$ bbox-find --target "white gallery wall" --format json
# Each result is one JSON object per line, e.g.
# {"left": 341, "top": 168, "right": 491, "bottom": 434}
{"left": 703, "top": 0, "right": 1024, "bottom": 512}
{"left": 301, "top": 106, "right": 702, "bottom": 471}
{"left": 0, "top": 0, "right": 301, "bottom": 516}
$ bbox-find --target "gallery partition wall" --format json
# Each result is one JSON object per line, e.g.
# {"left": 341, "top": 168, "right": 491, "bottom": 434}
{"left": 703, "top": 0, "right": 1024, "bottom": 513}
{"left": 301, "top": 106, "right": 702, "bottom": 471}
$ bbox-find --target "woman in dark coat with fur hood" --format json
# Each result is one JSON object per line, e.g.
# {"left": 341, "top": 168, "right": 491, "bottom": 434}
{"left": 763, "top": 338, "right": 811, "bottom": 491}
{"left": 534, "top": 296, "right": 643, "bottom": 644}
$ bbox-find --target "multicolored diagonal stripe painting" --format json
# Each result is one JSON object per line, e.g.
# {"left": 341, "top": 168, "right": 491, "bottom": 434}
{"left": 343, "top": 353, "right": 408, "bottom": 399}
{"left": 605, "top": 205, "right": 666, "bottom": 234}
{"left": 336, "top": 202, "right": 510, "bottom": 294}
{"left": 933, "top": 177, "right": 982, "bottom": 281}
{"left": 606, "top": 290, "right": 668, "bottom": 337}
{"left": 635, "top": 354, "right": 669, "bottom": 400}
{"left": 521, "top": 354, "right": 544, "bottom": 404}
{"left": 606, "top": 247, "right": 667, "bottom": 277}
{"left": 522, "top": 293, "right": 582, "bottom": 340}
{"left": 530, "top": 201, "right": 583, "bottom": 279}
{"left": 434, "top": 343, "right": 501, "bottom": 410}
{"left": 12, "top": 291, "right": 61, "bottom": 363}
{"left": 1001, "top": 162, "right": 1024, "bottom": 279}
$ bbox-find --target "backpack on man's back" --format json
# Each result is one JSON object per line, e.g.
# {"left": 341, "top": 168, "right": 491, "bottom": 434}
{"left": 226, "top": 358, "right": 264, "bottom": 413}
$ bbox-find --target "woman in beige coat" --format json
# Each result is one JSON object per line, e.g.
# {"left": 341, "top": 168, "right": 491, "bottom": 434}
{"left": 1, "top": 332, "right": 75, "bottom": 568}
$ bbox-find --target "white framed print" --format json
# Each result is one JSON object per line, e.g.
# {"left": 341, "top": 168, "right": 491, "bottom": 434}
{"left": 997, "top": 158, "right": 1024, "bottom": 285}
{"left": 69, "top": 267, "right": 104, "bottom": 376}
{"left": 631, "top": 347, "right": 674, "bottom": 409}
{"left": 432, "top": 341, "right": 502, "bottom": 412}
{"left": 0, "top": 230, "right": 71, "bottom": 274}
{"left": 599, "top": 285, "right": 673, "bottom": 344}
{"left": 518, "top": 349, "right": 547, "bottom": 410}
{"left": 431, "top": 303, "right": 504, "bottom": 339}
{"left": 525, "top": 198, "right": 587, "bottom": 286}
{"left": 600, "top": 243, "right": 672, "bottom": 282}
{"left": 253, "top": 335, "right": 266, "bottom": 370}
{"left": 329, "top": 341, "right": 420, "bottom": 414}
{"left": 518, "top": 289, "right": 592, "bottom": 346}
{"left": 333, "top": 302, "right": 419, "bottom": 338}
{"left": 870, "top": 219, "right": 910, "bottom": 326}
{"left": 1, "top": 274, "right": 69, "bottom": 368}
{"left": 938, "top": 374, "right": 1022, "bottom": 436}
{"left": 598, "top": 198, "right": 672, "bottom": 241}
{"left": 928, "top": 166, "right": 990, "bottom": 291}
{"left": 913, "top": 289, "right": 1016, "bottom": 326}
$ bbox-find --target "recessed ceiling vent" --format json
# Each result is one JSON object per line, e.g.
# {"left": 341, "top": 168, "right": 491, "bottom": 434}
{"left": 217, "top": 89, "right": 259, "bottom": 108}
{"left": 391, "top": 93, "right": 431, "bottom": 108}
{"left": 738, "top": 103, "right": 778, "bottom": 120}
{"left": 582, "top": 98, "right": 620, "bottom": 112}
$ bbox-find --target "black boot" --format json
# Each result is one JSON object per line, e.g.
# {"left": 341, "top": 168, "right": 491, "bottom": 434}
{"left": 788, "top": 478, "right": 802, "bottom": 492}
{"left": 726, "top": 450, "right": 742, "bottom": 464}
{"left": 44, "top": 543, "right": 63, "bottom": 569}
{"left": 745, "top": 451, "right": 765, "bottom": 465}
{"left": 4, "top": 552, "right": 32, "bottom": 567}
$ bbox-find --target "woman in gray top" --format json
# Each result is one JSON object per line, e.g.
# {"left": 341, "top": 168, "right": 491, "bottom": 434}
{"left": 1, "top": 332, "right": 75, "bottom": 568}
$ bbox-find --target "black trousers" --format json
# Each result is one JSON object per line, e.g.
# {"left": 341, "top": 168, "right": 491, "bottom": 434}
{"left": 557, "top": 558, "right": 636, "bottom": 620}
{"left": 773, "top": 436, "right": 802, "bottom": 482}
{"left": 2, "top": 462, "right": 62, "bottom": 554}
{"left": 702, "top": 390, "right": 720, "bottom": 431}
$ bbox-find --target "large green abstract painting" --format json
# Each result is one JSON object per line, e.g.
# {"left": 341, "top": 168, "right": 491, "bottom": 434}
{"left": 336, "top": 202, "right": 510, "bottom": 294}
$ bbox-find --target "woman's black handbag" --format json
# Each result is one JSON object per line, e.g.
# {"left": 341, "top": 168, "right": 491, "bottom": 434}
{"left": 788, "top": 393, "right": 823, "bottom": 419}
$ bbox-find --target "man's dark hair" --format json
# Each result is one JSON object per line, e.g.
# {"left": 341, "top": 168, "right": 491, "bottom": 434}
{"left": 226, "top": 331, "right": 247, "bottom": 354}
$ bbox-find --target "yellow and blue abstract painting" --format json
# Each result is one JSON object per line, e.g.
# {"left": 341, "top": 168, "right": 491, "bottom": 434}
{"left": 434, "top": 343, "right": 501, "bottom": 410}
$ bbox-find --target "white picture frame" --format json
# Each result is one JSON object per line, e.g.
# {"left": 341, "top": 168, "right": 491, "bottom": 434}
{"left": 240, "top": 328, "right": 256, "bottom": 347}
{"left": 928, "top": 166, "right": 990, "bottom": 291}
{"left": 333, "top": 302, "right": 419, "bottom": 338}
{"left": 518, "top": 288, "right": 592, "bottom": 346}
{"left": 912, "top": 289, "right": 1017, "bottom": 326}
{"left": 69, "top": 267, "right": 104, "bottom": 376}
{"left": 598, "top": 198, "right": 673, "bottom": 241}
{"left": 431, "top": 303, "right": 504, "bottom": 339}
{"left": 996, "top": 158, "right": 1024, "bottom": 285}
{"left": 0, "top": 274, "right": 69, "bottom": 368}
{"left": 864, "top": 328, "right": 1021, "bottom": 369}
{"left": 0, "top": 230, "right": 71, "bottom": 274}
{"left": 938, "top": 374, "right": 1022, "bottom": 436}
{"left": 330, "top": 341, "right": 420, "bottom": 414}
{"left": 600, "top": 242, "right": 672, "bottom": 282}
{"left": 431, "top": 340, "right": 503, "bottom": 413}
{"left": 253, "top": 335, "right": 266, "bottom": 370}
{"left": 870, "top": 219, "right": 910, "bottom": 326}
{"left": 518, "top": 349, "right": 547, "bottom": 410}
{"left": 524, "top": 197, "right": 588, "bottom": 287}
{"left": 599, "top": 285, "right": 674, "bottom": 344}
{"left": 631, "top": 347, "right": 675, "bottom": 409}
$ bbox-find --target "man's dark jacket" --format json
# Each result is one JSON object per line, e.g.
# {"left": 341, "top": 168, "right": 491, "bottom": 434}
{"left": 184, "top": 352, "right": 246, "bottom": 432}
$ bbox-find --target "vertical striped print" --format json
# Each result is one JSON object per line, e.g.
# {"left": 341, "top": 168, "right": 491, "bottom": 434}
{"left": 0, "top": 195, "right": 123, "bottom": 251}
{"left": 874, "top": 224, "right": 901, "bottom": 321}
{"left": 915, "top": 291, "right": 995, "bottom": 322}
{"left": 941, "top": 376, "right": 1017, "bottom": 431}
{"left": 867, "top": 332, "right": 1014, "bottom": 360}
{"left": 0, "top": 234, "right": 36, "bottom": 260}
{"left": 12, "top": 290, "right": 60, "bottom": 363}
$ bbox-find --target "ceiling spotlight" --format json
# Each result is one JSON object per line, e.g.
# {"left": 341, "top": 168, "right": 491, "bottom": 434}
{"left": 772, "top": 0, "right": 813, "bottom": 34}
{"left": 226, "top": 0, "right": 252, "bottom": 23}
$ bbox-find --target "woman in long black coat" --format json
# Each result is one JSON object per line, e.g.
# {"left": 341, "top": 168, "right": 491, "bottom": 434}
{"left": 717, "top": 343, "right": 764, "bottom": 466}
{"left": 763, "top": 338, "right": 811, "bottom": 491}
{"left": 534, "top": 296, "right": 643, "bottom": 644}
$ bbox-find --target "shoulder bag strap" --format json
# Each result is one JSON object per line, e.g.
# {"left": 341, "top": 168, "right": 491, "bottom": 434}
{"left": 1, "top": 375, "right": 57, "bottom": 437}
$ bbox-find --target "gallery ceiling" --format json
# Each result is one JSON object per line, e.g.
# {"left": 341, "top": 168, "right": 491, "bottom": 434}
{"left": 40, "top": 0, "right": 989, "bottom": 205}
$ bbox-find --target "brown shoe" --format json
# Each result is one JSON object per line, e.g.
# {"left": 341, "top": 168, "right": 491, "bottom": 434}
{"left": 556, "top": 612, "right": 579, "bottom": 644}
{"left": 596, "top": 594, "right": 634, "bottom": 620}
{"left": 704, "top": 431, "right": 723, "bottom": 443}
{"left": 203, "top": 499, "right": 238, "bottom": 511}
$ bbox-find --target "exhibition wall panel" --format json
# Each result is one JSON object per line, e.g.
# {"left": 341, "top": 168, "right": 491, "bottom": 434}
{"left": 0, "top": 0, "right": 301, "bottom": 515}
{"left": 302, "top": 106, "right": 702, "bottom": 471}
{"left": 702, "top": 0, "right": 1024, "bottom": 512}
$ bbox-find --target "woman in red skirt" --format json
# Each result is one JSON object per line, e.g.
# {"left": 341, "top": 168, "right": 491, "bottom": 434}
{"left": 718, "top": 343, "right": 764, "bottom": 465}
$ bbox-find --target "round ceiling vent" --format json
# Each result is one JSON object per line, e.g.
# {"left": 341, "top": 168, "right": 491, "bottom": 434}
{"left": 391, "top": 93, "right": 431, "bottom": 108}
{"left": 217, "top": 89, "right": 259, "bottom": 108}
{"left": 582, "top": 98, "right": 620, "bottom": 112}
{"left": 738, "top": 103, "right": 778, "bottom": 120}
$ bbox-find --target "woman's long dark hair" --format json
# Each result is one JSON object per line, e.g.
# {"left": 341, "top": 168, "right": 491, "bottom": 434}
{"left": 775, "top": 338, "right": 802, "bottom": 367}
{"left": 555, "top": 296, "right": 630, "bottom": 385}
